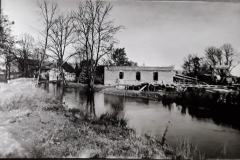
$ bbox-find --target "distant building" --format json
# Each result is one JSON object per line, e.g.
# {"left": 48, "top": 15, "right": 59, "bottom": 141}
{"left": 104, "top": 66, "right": 175, "bottom": 86}
{"left": 49, "top": 62, "right": 75, "bottom": 82}
{"left": 49, "top": 68, "right": 59, "bottom": 81}
{"left": 64, "top": 71, "right": 75, "bottom": 81}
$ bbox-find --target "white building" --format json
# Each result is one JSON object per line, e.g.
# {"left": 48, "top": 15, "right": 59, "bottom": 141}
{"left": 104, "top": 66, "right": 175, "bottom": 86}
{"left": 49, "top": 68, "right": 60, "bottom": 81}
{"left": 49, "top": 68, "right": 75, "bottom": 82}
{"left": 64, "top": 71, "right": 75, "bottom": 81}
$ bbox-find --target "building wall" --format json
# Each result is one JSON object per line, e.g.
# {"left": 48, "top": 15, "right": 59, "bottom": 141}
{"left": 49, "top": 69, "right": 60, "bottom": 81}
{"left": 104, "top": 66, "right": 175, "bottom": 86}
{"left": 49, "top": 68, "right": 75, "bottom": 82}
{"left": 64, "top": 71, "right": 75, "bottom": 82}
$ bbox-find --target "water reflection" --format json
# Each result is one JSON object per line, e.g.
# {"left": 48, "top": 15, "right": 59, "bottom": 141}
{"left": 41, "top": 83, "right": 240, "bottom": 158}
{"left": 180, "top": 105, "right": 187, "bottom": 115}
{"left": 160, "top": 96, "right": 240, "bottom": 130}
{"left": 187, "top": 106, "right": 240, "bottom": 130}
{"left": 85, "top": 91, "right": 96, "bottom": 118}
{"left": 104, "top": 94, "right": 125, "bottom": 120}
{"left": 42, "top": 82, "right": 65, "bottom": 101}
{"left": 42, "top": 83, "right": 240, "bottom": 130}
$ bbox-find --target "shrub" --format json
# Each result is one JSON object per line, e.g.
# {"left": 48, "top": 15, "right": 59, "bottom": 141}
{"left": 98, "top": 113, "right": 127, "bottom": 128}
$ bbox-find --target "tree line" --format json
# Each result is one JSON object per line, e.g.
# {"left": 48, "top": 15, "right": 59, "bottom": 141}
{"left": 0, "top": 0, "right": 137, "bottom": 89}
{"left": 182, "top": 43, "right": 239, "bottom": 84}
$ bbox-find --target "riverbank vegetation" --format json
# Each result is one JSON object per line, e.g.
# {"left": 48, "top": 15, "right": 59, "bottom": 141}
{"left": 105, "top": 84, "right": 240, "bottom": 108}
{"left": 0, "top": 79, "right": 172, "bottom": 158}
{"left": 182, "top": 44, "right": 239, "bottom": 85}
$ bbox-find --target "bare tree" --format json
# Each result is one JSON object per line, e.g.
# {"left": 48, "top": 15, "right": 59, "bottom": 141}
{"left": 15, "top": 34, "right": 35, "bottom": 77}
{"left": 37, "top": 0, "right": 58, "bottom": 83}
{"left": 220, "top": 43, "right": 235, "bottom": 71}
{"left": 182, "top": 54, "right": 203, "bottom": 78}
{"left": 206, "top": 44, "right": 237, "bottom": 75}
{"left": 73, "top": 0, "right": 121, "bottom": 90}
{"left": 48, "top": 14, "right": 75, "bottom": 85}
{"left": 32, "top": 47, "right": 43, "bottom": 62}
{"left": 74, "top": 47, "right": 88, "bottom": 83}
{"left": 205, "top": 46, "right": 223, "bottom": 67}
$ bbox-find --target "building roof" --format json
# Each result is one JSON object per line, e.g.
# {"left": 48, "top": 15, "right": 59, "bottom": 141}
{"left": 63, "top": 62, "right": 75, "bottom": 73}
{"left": 105, "top": 66, "right": 175, "bottom": 71}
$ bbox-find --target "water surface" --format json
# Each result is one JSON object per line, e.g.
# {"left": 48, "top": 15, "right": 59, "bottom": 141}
{"left": 44, "top": 83, "right": 240, "bottom": 158}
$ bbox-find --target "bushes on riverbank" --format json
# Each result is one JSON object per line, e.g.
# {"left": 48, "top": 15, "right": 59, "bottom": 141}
{"left": 105, "top": 85, "right": 240, "bottom": 109}
{"left": 175, "top": 87, "right": 240, "bottom": 108}
{"left": 0, "top": 79, "right": 167, "bottom": 158}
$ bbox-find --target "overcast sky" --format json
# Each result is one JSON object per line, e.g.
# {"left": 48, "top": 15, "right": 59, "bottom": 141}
{"left": 2, "top": 0, "right": 240, "bottom": 74}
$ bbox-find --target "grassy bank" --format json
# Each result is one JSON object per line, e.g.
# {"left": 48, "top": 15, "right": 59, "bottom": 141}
{"left": 0, "top": 79, "right": 169, "bottom": 158}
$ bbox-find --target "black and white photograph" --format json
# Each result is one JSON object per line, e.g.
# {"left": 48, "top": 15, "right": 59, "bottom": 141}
{"left": 0, "top": 0, "right": 240, "bottom": 159}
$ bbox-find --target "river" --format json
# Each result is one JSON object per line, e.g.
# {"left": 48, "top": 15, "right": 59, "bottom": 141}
{"left": 43, "top": 83, "right": 240, "bottom": 158}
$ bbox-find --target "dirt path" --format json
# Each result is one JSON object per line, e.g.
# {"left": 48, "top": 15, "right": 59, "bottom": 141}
{"left": 0, "top": 126, "right": 28, "bottom": 158}
{"left": 0, "top": 109, "right": 32, "bottom": 157}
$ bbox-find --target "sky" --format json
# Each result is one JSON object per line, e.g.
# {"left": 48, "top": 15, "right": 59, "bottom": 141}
{"left": 2, "top": 0, "right": 240, "bottom": 75}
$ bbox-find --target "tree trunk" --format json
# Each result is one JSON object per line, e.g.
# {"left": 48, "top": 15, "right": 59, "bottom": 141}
{"left": 8, "top": 62, "right": 11, "bottom": 80}
{"left": 5, "top": 63, "right": 8, "bottom": 82}
{"left": 5, "top": 56, "right": 11, "bottom": 82}
{"left": 36, "top": 62, "right": 42, "bottom": 84}
{"left": 87, "top": 75, "right": 94, "bottom": 93}
{"left": 37, "top": 29, "right": 49, "bottom": 85}
{"left": 77, "top": 75, "right": 81, "bottom": 83}
{"left": 60, "top": 66, "right": 66, "bottom": 86}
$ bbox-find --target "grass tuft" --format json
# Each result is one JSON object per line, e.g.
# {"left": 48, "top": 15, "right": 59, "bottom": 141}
{"left": 173, "top": 138, "right": 205, "bottom": 160}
